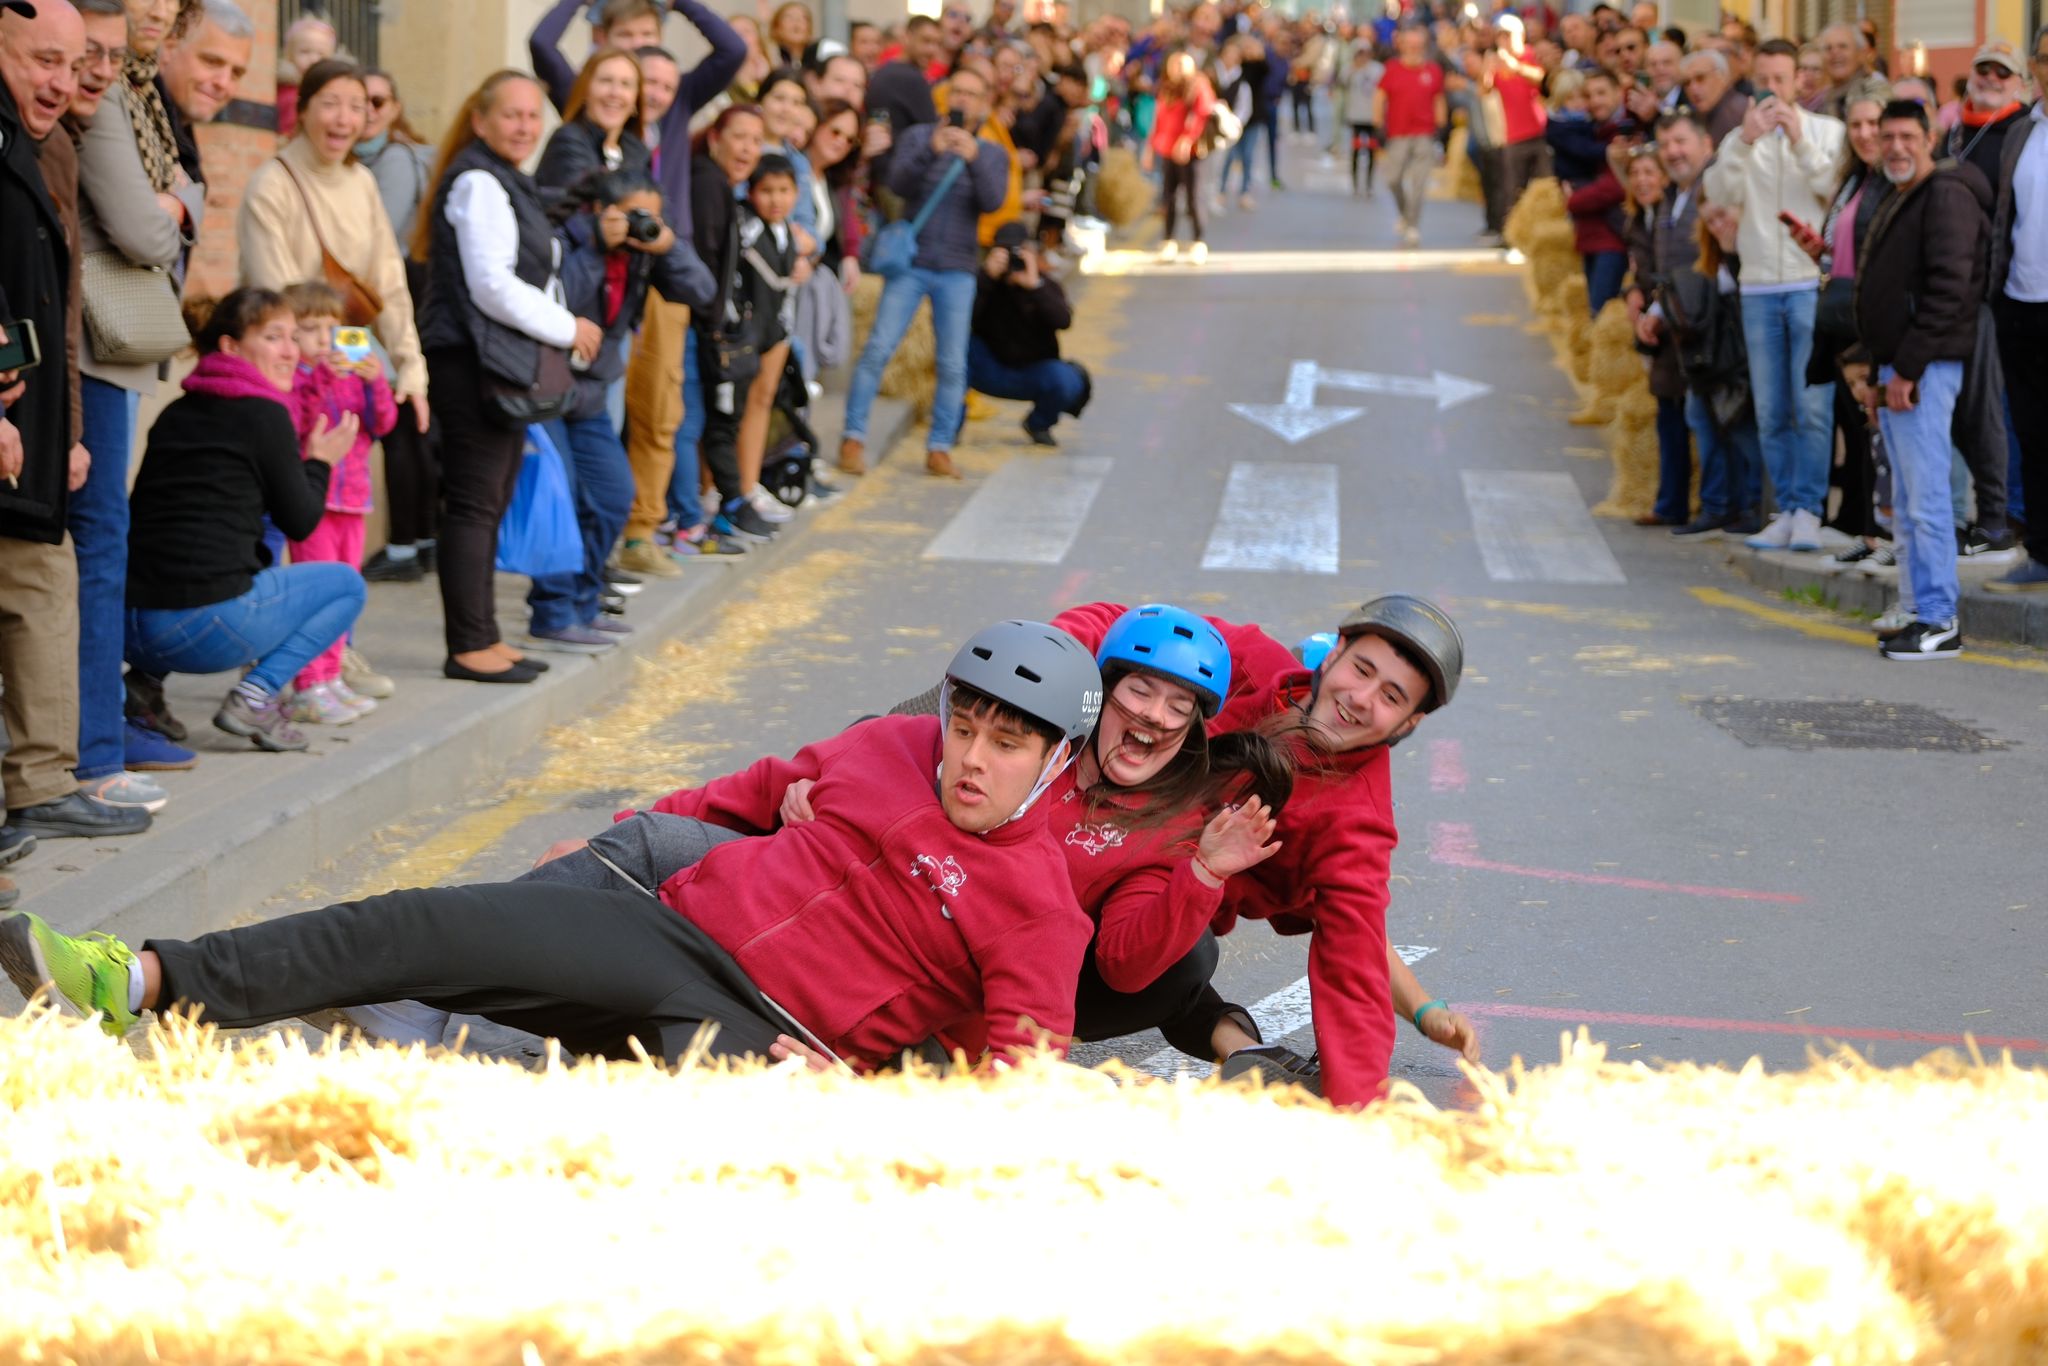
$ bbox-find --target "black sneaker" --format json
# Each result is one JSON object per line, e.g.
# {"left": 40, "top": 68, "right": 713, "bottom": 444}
{"left": 8, "top": 790, "right": 152, "bottom": 838}
{"left": 603, "top": 567, "right": 644, "bottom": 595}
{"left": 1671, "top": 512, "right": 1734, "bottom": 537}
{"left": 1880, "top": 618, "right": 1962, "bottom": 661}
{"left": 361, "top": 548, "right": 426, "bottom": 583}
{"left": 1958, "top": 525, "right": 2022, "bottom": 564}
{"left": 599, "top": 589, "right": 628, "bottom": 617}
{"left": 1725, "top": 509, "right": 1766, "bottom": 537}
{"left": 720, "top": 501, "right": 781, "bottom": 542}
{"left": 1828, "top": 541, "right": 1880, "bottom": 567}
{"left": 1217, "top": 1044, "right": 1322, "bottom": 1096}
{"left": 123, "top": 671, "right": 187, "bottom": 743}
{"left": 0, "top": 826, "right": 36, "bottom": 868}
{"left": 1023, "top": 421, "right": 1058, "bottom": 448}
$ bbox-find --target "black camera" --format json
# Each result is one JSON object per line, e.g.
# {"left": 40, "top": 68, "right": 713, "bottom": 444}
{"left": 623, "top": 208, "right": 663, "bottom": 243}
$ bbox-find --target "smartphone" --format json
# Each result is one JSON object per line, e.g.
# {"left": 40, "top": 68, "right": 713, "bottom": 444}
{"left": 869, "top": 108, "right": 891, "bottom": 128}
{"left": 0, "top": 318, "right": 42, "bottom": 374}
{"left": 946, "top": 108, "right": 968, "bottom": 129}
{"left": 1777, "top": 209, "right": 1823, "bottom": 251}
{"left": 334, "top": 326, "right": 374, "bottom": 363}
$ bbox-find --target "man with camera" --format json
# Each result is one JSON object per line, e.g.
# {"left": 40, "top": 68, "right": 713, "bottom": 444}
{"left": 968, "top": 221, "right": 1090, "bottom": 449}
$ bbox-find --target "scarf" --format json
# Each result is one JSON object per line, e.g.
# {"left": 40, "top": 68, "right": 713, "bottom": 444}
{"left": 122, "top": 49, "right": 180, "bottom": 193}
{"left": 1960, "top": 99, "right": 2022, "bottom": 128}
{"left": 182, "top": 351, "right": 292, "bottom": 406}
{"left": 354, "top": 131, "right": 391, "bottom": 159}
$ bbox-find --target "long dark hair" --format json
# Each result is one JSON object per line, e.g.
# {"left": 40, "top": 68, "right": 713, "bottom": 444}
{"left": 185, "top": 286, "right": 292, "bottom": 354}
{"left": 813, "top": 97, "right": 864, "bottom": 189}
{"left": 1085, "top": 665, "right": 1295, "bottom": 830}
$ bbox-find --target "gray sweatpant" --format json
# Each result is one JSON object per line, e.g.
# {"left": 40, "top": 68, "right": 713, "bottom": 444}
{"left": 1383, "top": 135, "right": 1435, "bottom": 232}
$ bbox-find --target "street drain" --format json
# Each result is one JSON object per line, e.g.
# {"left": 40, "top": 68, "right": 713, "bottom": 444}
{"left": 1693, "top": 698, "right": 2010, "bottom": 752}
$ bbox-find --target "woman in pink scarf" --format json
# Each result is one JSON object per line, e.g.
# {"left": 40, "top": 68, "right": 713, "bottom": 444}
{"left": 122, "top": 289, "right": 367, "bottom": 755}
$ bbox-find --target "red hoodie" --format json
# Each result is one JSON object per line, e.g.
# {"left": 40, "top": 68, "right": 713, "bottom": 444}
{"left": 633, "top": 714, "right": 1091, "bottom": 1067}
{"left": 1054, "top": 604, "right": 1399, "bottom": 1107}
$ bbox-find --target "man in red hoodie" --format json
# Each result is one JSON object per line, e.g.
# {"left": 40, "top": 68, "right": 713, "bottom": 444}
{"left": 1049, "top": 597, "right": 1467, "bottom": 1108}
{"left": 2, "top": 622, "right": 1106, "bottom": 1072}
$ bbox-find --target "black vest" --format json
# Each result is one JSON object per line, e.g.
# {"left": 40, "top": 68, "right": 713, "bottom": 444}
{"left": 419, "top": 140, "right": 558, "bottom": 386}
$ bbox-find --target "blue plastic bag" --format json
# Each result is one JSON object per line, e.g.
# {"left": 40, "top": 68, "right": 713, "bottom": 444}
{"left": 495, "top": 424, "right": 581, "bottom": 578}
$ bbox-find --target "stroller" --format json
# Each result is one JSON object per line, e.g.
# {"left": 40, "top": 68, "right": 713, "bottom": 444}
{"left": 760, "top": 350, "right": 829, "bottom": 509}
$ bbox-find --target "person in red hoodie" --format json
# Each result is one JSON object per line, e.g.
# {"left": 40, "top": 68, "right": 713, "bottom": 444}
{"left": 1052, "top": 596, "right": 1471, "bottom": 1109}
{"left": 1546, "top": 67, "right": 1632, "bottom": 315}
{"left": 1, "top": 622, "right": 1106, "bottom": 1072}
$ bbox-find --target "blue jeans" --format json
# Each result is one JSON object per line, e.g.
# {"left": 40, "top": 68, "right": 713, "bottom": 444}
{"left": 843, "top": 265, "right": 976, "bottom": 453}
{"left": 1221, "top": 129, "right": 1257, "bottom": 195}
{"left": 1653, "top": 394, "right": 1691, "bottom": 523}
{"left": 1879, "top": 361, "right": 1964, "bottom": 623}
{"left": 1738, "top": 287, "right": 1833, "bottom": 515}
{"left": 967, "top": 337, "right": 1088, "bottom": 434}
{"left": 529, "top": 414, "right": 634, "bottom": 634}
{"left": 75, "top": 376, "right": 137, "bottom": 781}
{"left": 668, "top": 325, "right": 705, "bottom": 530}
{"left": 1584, "top": 251, "right": 1628, "bottom": 318}
{"left": 1686, "top": 390, "right": 1763, "bottom": 518}
{"left": 1260, "top": 104, "right": 1282, "bottom": 182}
{"left": 126, "top": 563, "right": 365, "bottom": 696}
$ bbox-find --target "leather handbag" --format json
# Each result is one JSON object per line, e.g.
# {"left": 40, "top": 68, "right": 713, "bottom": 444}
{"left": 483, "top": 343, "right": 574, "bottom": 427}
{"left": 273, "top": 155, "right": 385, "bottom": 325}
{"left": 79, "top": 251, "right": 190, "bottom": 365}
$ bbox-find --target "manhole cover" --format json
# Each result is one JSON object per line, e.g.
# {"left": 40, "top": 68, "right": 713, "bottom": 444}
{"left": 1693, "top": 698, "right": 2009, "bottom": 752}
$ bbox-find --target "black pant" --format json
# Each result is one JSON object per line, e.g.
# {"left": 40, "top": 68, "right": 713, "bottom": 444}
{"left": 1996, "top": 295, "right": 2048, "bottom": 559}
{"left": 1827, "top": 380, "right": 1880, "bottom": 539}
{"left": 1161, "top": 157, "right": 1203, "bottom": 244}
{"left": 385, "top": 261, "right": 441, "bottom": 548}
{"left": 1349, "top": 123, "right": 1378, "bottom": 193}
{"left": 1471, "top": 141, "right": 1506, "bottom": 234}
{"left": 1073, "top": 930, "right": 1230, "bottom": 1057}
{"left": 144, "top": 879, "right": 786, "bottom": 1064}
{"left": 1289, "top": 82, "right": 1316, "bottom": 133}
{"left": 1500, "top": 137, "right": 1550, "bottom": 221}
{"left": 693, "top": 328, "right": 749, "bottom": 504}
{"left": 428, "top": 347, "right": 527, "bottom": 654}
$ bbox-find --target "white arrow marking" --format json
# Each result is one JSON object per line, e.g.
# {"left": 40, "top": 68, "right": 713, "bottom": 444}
{"left": 1228, "top": 360, "right": 1495, "bottom": 442}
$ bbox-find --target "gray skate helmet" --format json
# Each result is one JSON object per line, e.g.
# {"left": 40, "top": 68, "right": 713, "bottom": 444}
{"left": 945, "top": 621, "right": 1104, "bottom": 743}
{"left": 1333, "top": 595, "right": 1465, "bottom": 713}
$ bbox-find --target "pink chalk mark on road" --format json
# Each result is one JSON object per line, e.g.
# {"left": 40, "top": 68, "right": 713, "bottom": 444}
{"left": 1428, "top": 822, "right": 1805, "bottom": 904}
{"left": 1428, "top": 739, "right": 1467, "bottom": 794}
{"left": 1458, "top": 1001, "right": 2045, "bottom": 1054}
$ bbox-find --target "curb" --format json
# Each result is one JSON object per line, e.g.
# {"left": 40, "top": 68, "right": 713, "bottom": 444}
{"left": 1726, "top": 546, "right": 2048, "bottom": 648}
{"left": 22, "top": 394, "right": 918, "bottom": 950}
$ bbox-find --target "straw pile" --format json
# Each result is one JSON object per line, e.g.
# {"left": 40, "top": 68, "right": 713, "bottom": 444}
{"left": 848, "top": 272, "right": 937, "bottom": 416}
{"left": 1509, "top": 182, "right": 1668, "bottom": 520}
{"left": 1091, "top": 145, "right": 1152, "bottom": 229}
{"left": 3, "top": 1010, "right": 2045, "bottom": 1364}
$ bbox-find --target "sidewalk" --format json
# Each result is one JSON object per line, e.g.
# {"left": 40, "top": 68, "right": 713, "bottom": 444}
{"left": 1728, "top": 544, "right": 2048, "bottom": 648}
{"left": 11, "top": 388, "right": 915, "bottom": 948}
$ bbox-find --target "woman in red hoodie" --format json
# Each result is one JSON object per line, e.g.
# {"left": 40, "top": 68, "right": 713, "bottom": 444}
{"left": 3, "top": 623, "right": 1109, "bottom": 1072}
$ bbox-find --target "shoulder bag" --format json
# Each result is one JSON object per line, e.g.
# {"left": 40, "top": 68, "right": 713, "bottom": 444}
{"left": 80, "top": 252, "right": 189, "bottom": 365}
{"left": 861, "top": 153, "right": 967, "bottom": 279}
{"left": 272, "top": 155, "right": 386, "bottom": 326}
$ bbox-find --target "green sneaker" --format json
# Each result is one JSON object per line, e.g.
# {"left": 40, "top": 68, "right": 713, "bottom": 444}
{"left": 0, "top": 912, "right": 141, "bottom": 1036}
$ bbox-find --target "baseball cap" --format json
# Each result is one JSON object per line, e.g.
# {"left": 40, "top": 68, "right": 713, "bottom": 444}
{"left": 992, "top": 220, "right": 1029, "bottom": 250}
{"left": 1972, "top": 40, "right": 2022, "bottom": 75}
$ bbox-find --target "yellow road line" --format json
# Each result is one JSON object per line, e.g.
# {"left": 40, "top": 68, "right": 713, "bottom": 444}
{"left": 1689, "top": 586, "right": 2048, "bottom": 673}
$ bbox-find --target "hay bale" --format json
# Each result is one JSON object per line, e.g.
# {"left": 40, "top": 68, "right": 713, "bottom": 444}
{"left": 1526, "top": 220, "right": 1580, "bottom": 311}
{"left": 1571, "top": 299, "right": 1644, "bottom": 425}
{"left": 848, "top": 273, "right": 936, "bottom": 417}
{"left": 1592, "top": 386, "right": 1662, "bottom": 519}
{"left": 1445, "top": 127, "right": 1483, "bottom": 203}
{"left": 1092, "top": 145, "right": 1152, "bottom": 229}
{"left": 1503, "top": 175, "right": 1566, "bottom": 253}
{"left": 5, "top": 1013, "right": 2048, "bottom": 1364}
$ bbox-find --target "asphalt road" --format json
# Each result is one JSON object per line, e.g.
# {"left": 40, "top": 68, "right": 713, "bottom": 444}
{"left": 290, "top": 139, "right": 2048, "bottom": 1103}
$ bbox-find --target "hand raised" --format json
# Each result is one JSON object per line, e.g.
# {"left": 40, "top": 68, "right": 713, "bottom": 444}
{"left": 1194, "top": 798, "right": 1282, "bottom": 881}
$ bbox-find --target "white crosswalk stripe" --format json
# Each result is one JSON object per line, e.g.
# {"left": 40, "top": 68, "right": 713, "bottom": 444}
{"left": 1460, "top": 469, "right": 1627, "bottom": 584}
{"left": 1200, "top": 462, "right": 1340, "bottom": 574}
{"left": 920, "top": 456, "right": 1112, "bottom": 564}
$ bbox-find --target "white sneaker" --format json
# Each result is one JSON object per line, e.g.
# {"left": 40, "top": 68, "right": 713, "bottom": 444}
{"left": 1400, "top": 225, "right": 1421, "bottom": 249}
{"left": 1502, "top": 247, "right": 1527, "bottom": 265}
{"left": 340, "top": 646, "right": 395, "bottom": 699}
{"left": 330, "top": 679, "right": 378, "bottom": 719}
{"left": 1188, "top": 241, "right": 1208, "bottom": 265}
{"left": 82, "top": 771, "right": 168, "bottom": 813}
{"left": 1157, "top": 240, "right": 1180, "bottom": 262}
{"left": 745, "top": 484, "right": 794, "bottom": 524}
{"left": 1787, "top": 508, "right": 1824, "bottom": 552}
{"left": 1744, "top": 512, "right": 1796, "bottom": 549}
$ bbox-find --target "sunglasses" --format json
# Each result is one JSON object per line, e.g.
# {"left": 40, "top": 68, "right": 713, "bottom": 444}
{"left": 368, "top": 94, "right": 392, "bottom": 108}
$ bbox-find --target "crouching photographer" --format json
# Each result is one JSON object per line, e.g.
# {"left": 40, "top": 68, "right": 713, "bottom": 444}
{"left": 968, "top": 222, "right": 1092, "bottom": 448}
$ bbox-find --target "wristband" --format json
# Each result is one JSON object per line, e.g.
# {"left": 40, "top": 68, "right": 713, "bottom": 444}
{"left": 1192, "top": 853, "right": 1226, "bottom": 884}
{"left": 1412, "top": 999, "right": 1449, "bottom": 1031}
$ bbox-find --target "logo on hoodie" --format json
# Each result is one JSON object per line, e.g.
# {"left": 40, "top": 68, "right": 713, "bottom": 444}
{"left": 1064, "top": 821, "right": 1127, "bottom": 857}
{"left": 912, "top": 853, "right": 968, "bottom": 905}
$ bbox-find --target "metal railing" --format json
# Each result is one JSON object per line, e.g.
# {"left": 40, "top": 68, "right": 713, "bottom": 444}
{"left": 279, "top": 0, "right": 381, "bottom": 70}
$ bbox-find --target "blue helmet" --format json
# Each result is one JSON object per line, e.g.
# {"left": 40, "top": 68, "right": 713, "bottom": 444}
{"left": 1294, "top": 632, "right": 1340, "bottom": 671}
{"left": 1095, "top": 604, "right": 1231, "bottom": 717}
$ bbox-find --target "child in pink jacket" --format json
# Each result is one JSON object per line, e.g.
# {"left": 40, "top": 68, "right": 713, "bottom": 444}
{"left": 283, "top": 282, "right": 397, "bottom": 724}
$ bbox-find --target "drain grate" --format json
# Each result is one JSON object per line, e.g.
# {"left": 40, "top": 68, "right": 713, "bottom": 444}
{"left": 1693, "top": 698, "right": 2010, "bottom": 752}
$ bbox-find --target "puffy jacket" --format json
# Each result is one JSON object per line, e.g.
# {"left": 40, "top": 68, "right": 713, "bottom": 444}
{"left": 1702, "top": 106, "right": 1846, "bottom": 287}
{"left": 1855, "top": 160, "right": 1993, "bottom": 381}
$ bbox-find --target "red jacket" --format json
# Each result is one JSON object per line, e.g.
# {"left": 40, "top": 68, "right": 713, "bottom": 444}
{"left": 1150, "top": 80, "right": 1217, "bottom": 160}
{"left": 1054, "top": 604, "right": 1399, "bottom": 1107}
{"left": 1566, "top": 166, "right": 1628, "bottom": 255}
{"left": 635, "top": 715, "right": 1091, "bottom": 1067}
